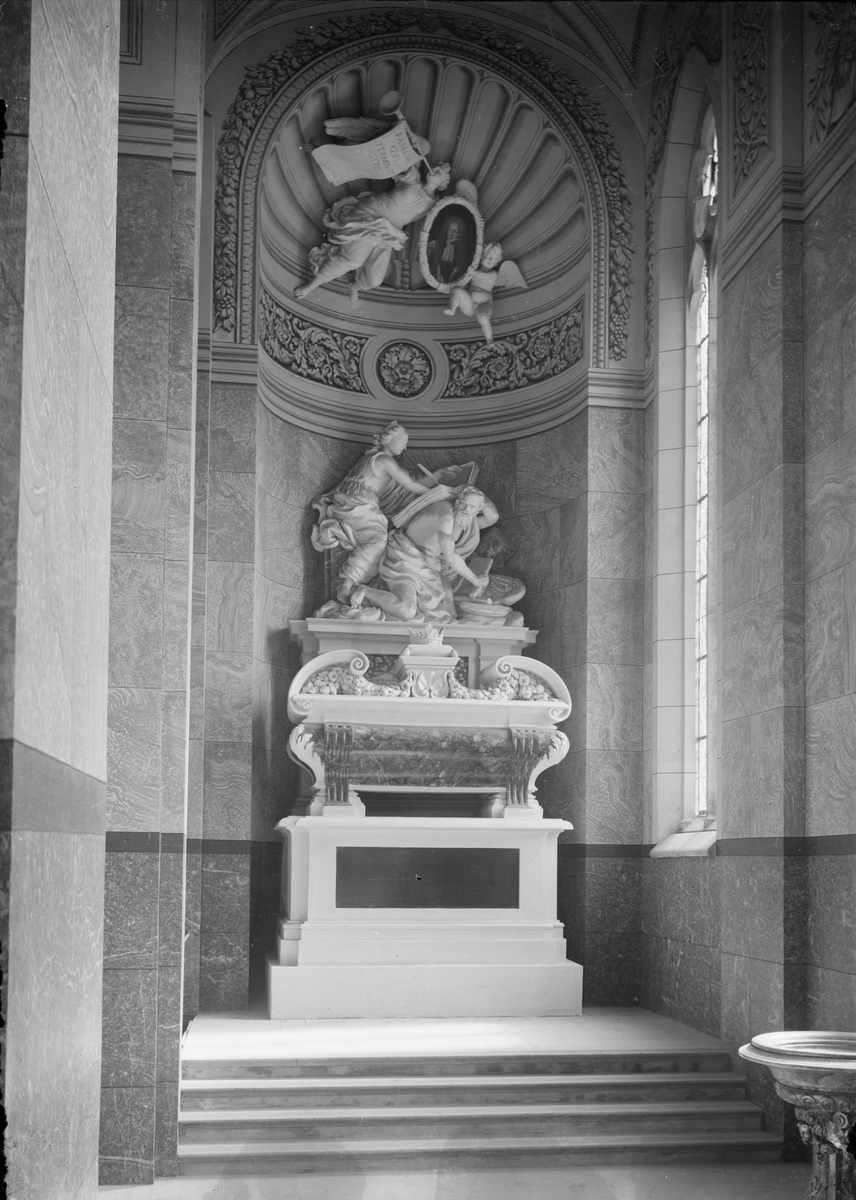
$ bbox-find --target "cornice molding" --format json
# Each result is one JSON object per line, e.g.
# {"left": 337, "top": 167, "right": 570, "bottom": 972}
{"left": 118, "top": 96, "right": 199, "bottom": 169}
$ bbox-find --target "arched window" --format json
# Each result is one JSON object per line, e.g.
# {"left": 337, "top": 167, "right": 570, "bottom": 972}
{"left": 649, "top": 100, "right": 719, "bottom": 856}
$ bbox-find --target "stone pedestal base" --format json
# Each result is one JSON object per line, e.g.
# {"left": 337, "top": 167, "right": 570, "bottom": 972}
{"left": 271, "top": 815, "right": 581, "bottom": 1020}
{"left": 267, "top": 961, "right": 583, "bottom": 1018}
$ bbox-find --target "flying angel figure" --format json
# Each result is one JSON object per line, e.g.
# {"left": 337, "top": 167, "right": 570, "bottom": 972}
{"left": 442, "top": 243, "right": 527, "bottom": 343}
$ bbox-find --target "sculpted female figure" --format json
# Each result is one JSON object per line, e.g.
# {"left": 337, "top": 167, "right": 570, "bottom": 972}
{"left": 296, "top": 162, "right": 452, "bottom": 304}
{"left": 311, "top": 422, "right": 431, "bottom": 604}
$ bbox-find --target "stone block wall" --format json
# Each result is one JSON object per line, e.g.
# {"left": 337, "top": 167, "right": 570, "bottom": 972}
{"left": 100, "top": 3, "right": 204, "bottom": 1183}
{"left": 0, "top": 3, "right": 119, "bottom": 1198}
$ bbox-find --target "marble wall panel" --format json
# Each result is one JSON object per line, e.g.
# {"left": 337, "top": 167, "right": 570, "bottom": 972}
{"left": 107, "top": 689, "right": 162, "bottom": 831}
{"left": 257, "top": 490, "right": 305, "bottom": 587}
{"left": 502, "top": 507, "right": 563, "bottom": 593}
{"left": 719, "top": 857, "right": 784, "bottom": 962}
{"left": 519, "top": 587, "right": 564, "bottom": 672}
{"left": 164, "top": 427, "right": 193, "bottom": 560}
{"left": 586, "top": 492, "right": 644, "bottom": 579}
{"left": 722, "top": 346, "right": 784, "bottom": 503}
{"left": 804, "top": 162, "right": 856, "bottom": 336}
{"left": 538, "top": 746, "right": 584, "bottom": 829}
{"left": 807, "top": 857, "right": 856, "bottom": 974}
{"left": 587, "top": 408, "right": 645, "bottom": 494}
{"left": 515, "top": 412, "right": 587, "bottom": 514}
{"left": 100, "top": 968, "right": 158, "bottom": 1087}
{"left": 582, "top": 932, "right": 642, "bottom": 1006}
{"left": 15, "top": 171, "right": 114, "bottom": 777}
{"left": 28, "top": 0, "right": 119, "bottom": 373}
{"left": 586, "top": 663, "right": 643, "bottom": 751}
{"left": 581, "top": 751, "right": 643, "bottom": 843}
{"left": 252, "top": 661, "right": 296, "bottom": 755}
{"left": 256, "top": 403, "right": 301, "bottom": 506}
{"left": 295, "top": 429, "right": 364, "bottom": 512}
{"left": 193, "top": 378, "right": 210, "bottom": 557}
{"left": 641, "top": 857, "right": 720, "bottom": 948}
{"left": 586, "top": 578, "right": 643, "bottom": 664}
{"left": 805, "top": 424, "right": 856, "bottom": 581}
{"left": 191, "top": 552, "right": 207, "bottom": 648}
{"left": 806, "top": 965, "right": 856, "bottom": 1030}
{"left": 581, "top": 857, "right": 642, "bottom": 935}
{"left": 158, "top": 850, "right": 184, "bottom": 969}
{"left": 203, "top": 742, "right": 252, "bottom": 840}
{"left": 113, "top": 287, "right": 169, "bottom": 421}
{"left": 249, "top": 840, "right": 284, "bottom": 1005}
{"left": 155, "top": 1081, "right": 179, "bottom": 1178}
{"left": 156, "top": 965, "right": 181, "bottom": 1083}
{"left": 721, "top": 586, "right": 804, "bottom": 721}
{"left": 115, "top": 157, "right": 172, "bottom": 290}
{"left": 253, "top": 575, "right": 305, "bottom": 671}
{"left": 806, "top": 301, "right": 846, "bottom": 459}
{"left": 109, "top": 554, "right": 164, "bottom": 687}
{"left": 111, "top": 419, "right": 167, "bottom": 554}
{"left": 170, "top": 172, "right": 196, "bottom": 302}
{"left": 403, "top": 440, "right": 517, "bottom": 520}
{"left": 748, "top": 225, "right": 783, "bottom": 367}
{"left": 103, "top": 850, "right": 159, "bottom": 968}
{"left": 188, "top": 645, "right": 205, "bottom": 740}
{"left": 207, "top": 471, "right": 255, "bottom": 563}
{"left": 183, "top": 852, "right": 202, "bottom": 1028}
{"left": 199, "top": 853, "right": 251, "bottom": 1011}
{"left": 204, "top": 652, "right": 253, "bottom": 742}
{"left": 721, "top": 260, "right": 751, "bottom": 394}
{"left": 251, "top": 748, "right": 299, "bottom": 838}
{"left": 99, "top": 1086, "right": 155, "bottom": 1185}
{"left": 187, "top": 739, "right": 203, "bottom": 840}
{"left": 167, "top": 299, "right": 194, "bottom": 430}
{"left": 805, "top": 564, "right": 855, "bottom": 705}
{"left": 640, "top": 936, "right": 721, "bottom": 1037}
{"left": 211, "top": 384, "right": 257, "bottom": 472}
{"left": 806, "top": 693, "right": 856, "bottom": 835}
{"left": 722, "top": 464, "right": 804, "bottom": 613}
{"left": 206, "top": 560, "right": 253, "bottom": 653}
{"left": 563, "top": 664, "right": 587, "bottom": 756}
{"left": 719, "top": 953, "right": 787, "bottom": 1135}
{"left": 162, "top": 560, "right": 189, "bottom": 690}
{"left": 722, "top": 708, "right": 805, "bottom": 839}
{"left": 4, "top": 831, "right": 105, "bottom": 1200}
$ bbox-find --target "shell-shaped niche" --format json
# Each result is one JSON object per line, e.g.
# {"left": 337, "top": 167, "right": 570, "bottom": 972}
{"left": 257, "top": 52, "right": 592, "bottom": 444}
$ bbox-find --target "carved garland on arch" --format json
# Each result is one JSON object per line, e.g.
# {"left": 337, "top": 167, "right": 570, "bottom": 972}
{"left": 808, "top": 1, "right": 856, "bottom": 145}
{"left": 213, "top": 10, "right": 633, "bottom": 363}
{"left": 258, "top": 286, "right": 368, "bottom": 393}
{"left": 440, "top": 302, "right": 584, "bottom": 399}
{"left": 644, "top": 1, "right": 722, "bottom": 361}
{"left": 732, "top": 1, "right": 769, "bottom": 187}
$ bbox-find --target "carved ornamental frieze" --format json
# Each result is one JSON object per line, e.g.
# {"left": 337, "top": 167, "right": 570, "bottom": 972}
{"left": 732, "top": 1, "right": 769, "bottom": 188}
{"left": 808, "top": 2, "right": 856, "bottom": 146}
{"left": 440, "top": 303, "right": 584, "bottom": 399}
{"left": 258, "top": 287, "right": 368, "bottom": 392}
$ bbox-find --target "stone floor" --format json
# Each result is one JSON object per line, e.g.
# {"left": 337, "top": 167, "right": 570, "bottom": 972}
{"left": 181, "top": 1007, "right": 727, "bottom": 1064}
{"left": 100, "top": 1162, "right": 811, "bottom": 1199}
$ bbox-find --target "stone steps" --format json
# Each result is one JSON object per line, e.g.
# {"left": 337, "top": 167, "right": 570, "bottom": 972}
{"left": 178, "top": 1047, "right": 780, "bottom": 1175}
{"left": 180, "top": 1070, "right": 747, "bottom": 1109}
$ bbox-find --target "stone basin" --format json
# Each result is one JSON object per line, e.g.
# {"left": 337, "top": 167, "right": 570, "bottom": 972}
{"left": 739, "top": 1032, "right": 856, "bottom": 1200}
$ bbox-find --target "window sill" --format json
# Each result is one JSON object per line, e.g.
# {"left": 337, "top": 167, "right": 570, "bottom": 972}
{"left": 649, "top": 816, "right": 717, "bottom": 858}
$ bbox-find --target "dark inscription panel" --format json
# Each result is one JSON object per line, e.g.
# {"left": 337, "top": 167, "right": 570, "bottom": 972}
{"left": 336, "top": 847, "right": 520, "bottom": 909}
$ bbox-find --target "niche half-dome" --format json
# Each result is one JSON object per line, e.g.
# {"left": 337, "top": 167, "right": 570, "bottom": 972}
{"left": 254, "top": 50, "right": 596, "bottom": 443}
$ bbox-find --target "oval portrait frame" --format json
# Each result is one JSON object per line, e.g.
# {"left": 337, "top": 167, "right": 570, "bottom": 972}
{"left": 418, "top": 195, "right": 484, "bottom": 295}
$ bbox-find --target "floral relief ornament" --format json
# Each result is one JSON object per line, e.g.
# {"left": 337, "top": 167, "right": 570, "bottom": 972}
{"left": 377, "top": 342, "right": 434, "bottom": 398}
{"left": 258, "top": 287, "right": 367, "bottom": 393}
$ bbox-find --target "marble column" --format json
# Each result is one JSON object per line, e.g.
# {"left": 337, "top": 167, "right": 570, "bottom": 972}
{"left": 0, "top": 3, "right": 119, "bottom": 1198}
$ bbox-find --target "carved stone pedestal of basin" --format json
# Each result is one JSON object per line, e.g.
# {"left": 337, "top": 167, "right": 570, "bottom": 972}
{"left": 739, "top": 1032, "right": 856, "bottom": 1200}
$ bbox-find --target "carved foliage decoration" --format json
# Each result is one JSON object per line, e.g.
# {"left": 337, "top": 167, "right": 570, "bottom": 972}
{"left": 645, "top": 1, "right": 723, "bottom": 360}
{"left": 376, "top": 342, "right": 434, "bottom": 398}
{"left": 213, "top": 11, "right": 633, "bottom": 361}
{"left": 808, "top": 2, "right": 856, "bottom": 145}
{"left": 732, "top": 2, "right": 769, "bottom": 185}
{"left": 258, "top": 286, "right": 368, "bottom": 393}
{"left": 441, "top": 303, "right": 583, "bottom": 399}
